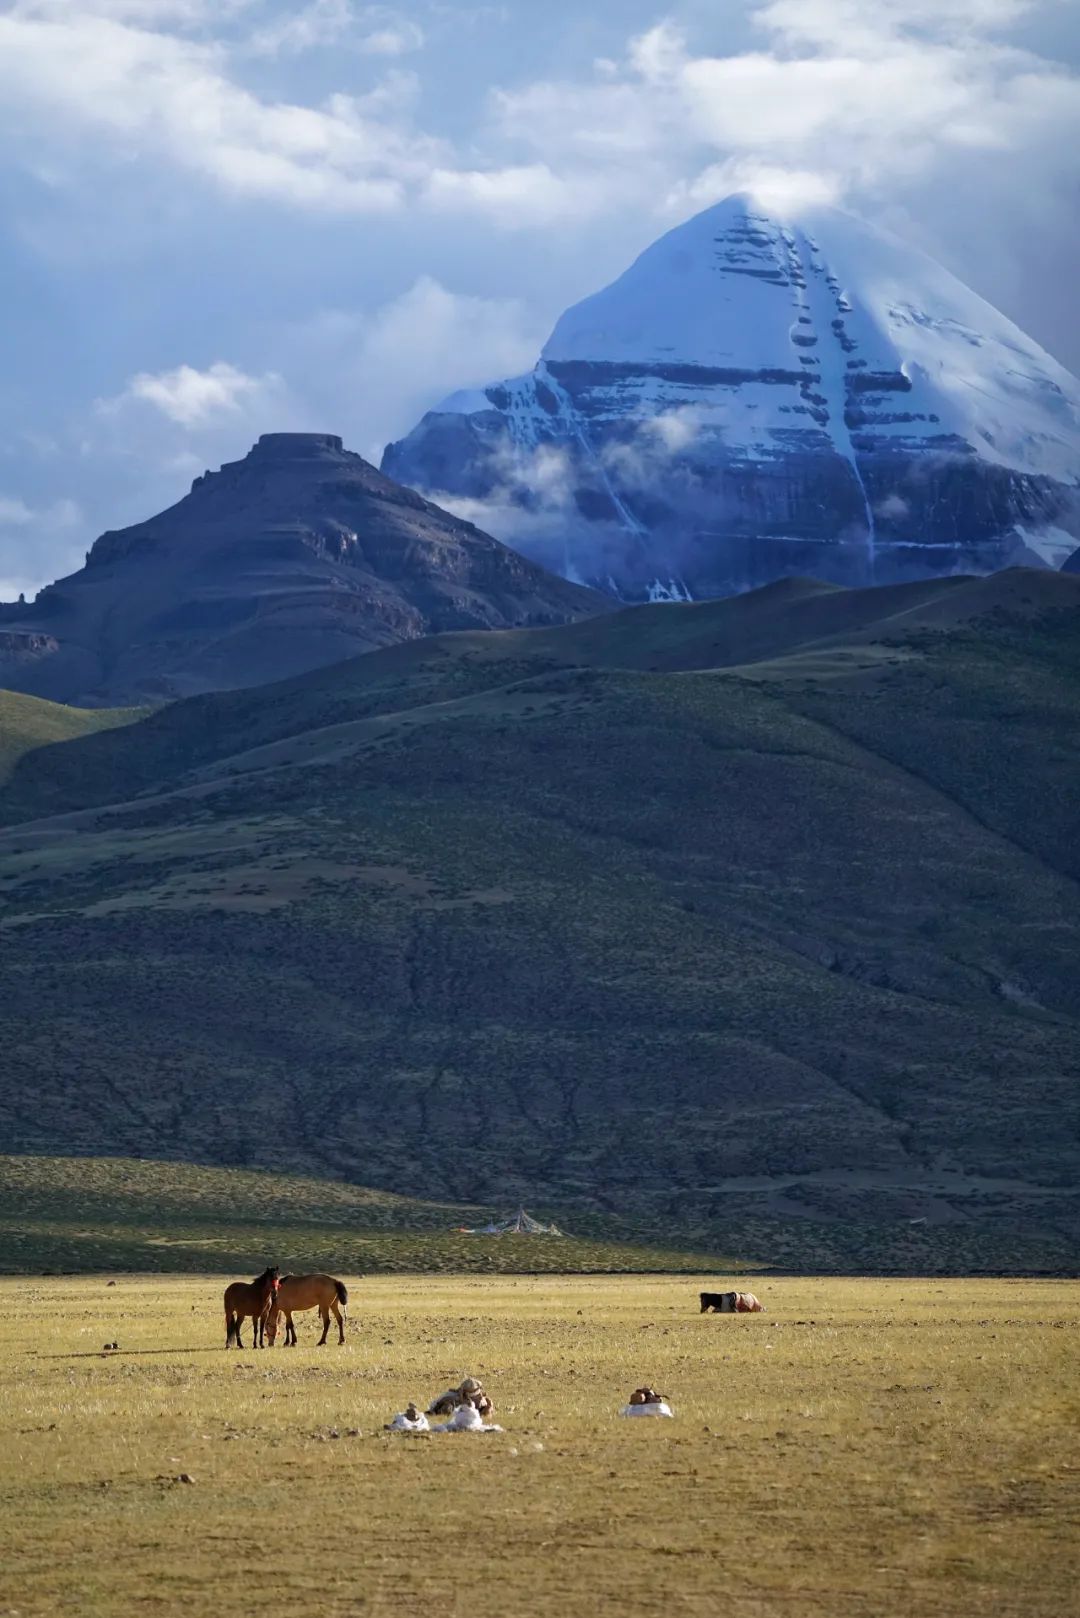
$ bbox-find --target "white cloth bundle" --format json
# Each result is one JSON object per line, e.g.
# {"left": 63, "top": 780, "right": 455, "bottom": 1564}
{"left": 619, "top": 1401, "right": 673, "bottom": 1418}
{"left": 387, "top": 1409, "right": 430, "bottom": 1432}
{"left": 431, "top": 1402, "right": 503, "bottom": 1433}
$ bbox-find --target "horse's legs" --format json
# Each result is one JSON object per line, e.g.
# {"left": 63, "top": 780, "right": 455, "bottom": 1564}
{"left": 316, "top": 1305, "right": 330, "bottom": 1346}
{"left": 285, "top": 1312, "right": 296, "bottom": 1346}
{"left": 330, "top": 1299, "right": 346, "bottom": 1345}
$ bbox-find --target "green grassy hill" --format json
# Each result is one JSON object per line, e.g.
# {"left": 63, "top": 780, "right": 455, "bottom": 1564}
{"left": 2, "top": 570, "right": 1078, "bottom": 1272}
{"left": 0, "top": 689, "right": 141, "bottom": 787}
{"left": 0, "top": 1154, "right": 728, "bottom": 1275}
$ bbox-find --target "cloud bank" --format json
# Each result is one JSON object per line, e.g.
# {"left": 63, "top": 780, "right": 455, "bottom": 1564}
{"left": 2, "top": 2, "right": 1074, "bottom": 226}
{"left": 0, "top": 1, "right": 1077, "bottom": 599}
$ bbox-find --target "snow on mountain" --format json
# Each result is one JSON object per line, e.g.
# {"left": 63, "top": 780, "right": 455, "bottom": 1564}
{"left": 383, "top": 193, "right": 1080, "bottom": 598}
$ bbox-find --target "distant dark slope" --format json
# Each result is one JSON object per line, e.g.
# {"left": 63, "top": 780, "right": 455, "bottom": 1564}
{"left": 3, "top": 568, "right": 1075, "bottom": 826}
{"left": 0, "top": 432, "right": 604, "bottom": 707}
{"left": 1, "top": 569, "right": 1078, "bottom": 1266}
{"left": 785, "top": 613, "right": 1080, "bottom": 883}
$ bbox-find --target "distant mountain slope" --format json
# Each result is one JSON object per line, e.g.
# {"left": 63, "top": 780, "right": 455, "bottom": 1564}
{"left": 0, "top": 433, "right": 604, "bottom": 708}
{"left": 1, "top": 569, "right": 1078, "bottom": 1268}
{"left": 4, "top": 567, "right": 1074, "bottom": 828}
{"left": 384, "top": 193, "right": 1080, "bottom": 598}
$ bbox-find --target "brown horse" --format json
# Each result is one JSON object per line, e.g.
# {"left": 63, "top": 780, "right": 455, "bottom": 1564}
{"left": 263, "top": 1274, "right": 348, "bottom": 1347}
{"left": 224, "top": 1266, "right": 280, "bottom": 1348}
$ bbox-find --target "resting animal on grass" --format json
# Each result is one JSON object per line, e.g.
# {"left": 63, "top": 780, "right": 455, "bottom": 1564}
{"left": 427, "top": 1377, "right": 492, "bottom": 1418}
{"left": 700, "top": 1290, "right": 765, "bottom": 1314}
{"left": 224, "top": 1266, "right": 280, "bottom": 1348}
{"left": 263, "top": 1274, "right": 349, "bottom": 1346}
{"left": 620, "top": 1386, "right": 674, "bottom": 1418}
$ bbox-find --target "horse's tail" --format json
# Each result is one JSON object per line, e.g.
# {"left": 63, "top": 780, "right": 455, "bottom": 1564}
{"left": 225, "top": 1307, "right": 235, "bottom": 1346}
{"left": 335, "top": 1280, "right": 348, "bottom": 1310}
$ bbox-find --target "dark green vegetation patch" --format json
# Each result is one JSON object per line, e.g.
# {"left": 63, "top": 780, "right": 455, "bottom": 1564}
{"left": 2, "top": 570, "right": 1079, "bottom": 1272}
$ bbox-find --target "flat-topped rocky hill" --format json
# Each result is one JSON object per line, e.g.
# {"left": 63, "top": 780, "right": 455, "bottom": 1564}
{"left": 0, "top": 432, "right": 605, "bottom": 707}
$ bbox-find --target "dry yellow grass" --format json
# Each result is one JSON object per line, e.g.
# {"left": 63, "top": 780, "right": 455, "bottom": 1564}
{"left": 2, "top": 1274, "right": 1078, "bottom": 1617}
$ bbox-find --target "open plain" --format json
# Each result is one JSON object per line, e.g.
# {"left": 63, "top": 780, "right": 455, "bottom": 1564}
{"left": 2, "top": 1273, "right": 1077, "bottom": 1618}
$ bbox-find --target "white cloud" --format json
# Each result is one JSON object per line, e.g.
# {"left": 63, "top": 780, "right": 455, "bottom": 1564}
{"left": 493, "top": 1, "right": 1080, "bottom": 217}
{"left": 0, "top": 497, "right": 37, "bottom": 526}
{"left": 18, "top": 1, "right": 245, "bottom": 21}
{"left": 0, "top": 5, "right": 560, "bottom": 223}
{"left": 353, "top": 276, "right": 538, "bottom": 386}
{"left": 359, "top": 24, "right": 422, "bottom": 56}
{"left": 425, "top": 441, "right": 585, "bottom": 575}
{"left": 278, "top": 276, "right": 544, "bottom": 458}
{"left": 86, "top": 361, "right": 300, "bottom": 497}
{"left": 247, "top": 2, "right": 423, "bottom": 59}
{"left": 0, "top": 11, "right": 412, "bottom": 211}
{"left": 0, "top": 494, "right": 81, "bottom": 531}
{"left": 7, "top": 0, "right": 1074, "bottom": 242}
{"left": 648, "top": 409, "right": 701, "bottom": 455}
{"left": 755, "top": 0, "right": 1038, "bottom": 53}
{"left": 665, "top": 160, "right": 843, "bottom": 216}
{"left": 103, "top": 361, "right": 279, "bottom": 427}
{"left": 421, "top": 162, "right": 597, "bottom": 226}
{"left": 0, "top": 494, "right": 84, "bottom": 602}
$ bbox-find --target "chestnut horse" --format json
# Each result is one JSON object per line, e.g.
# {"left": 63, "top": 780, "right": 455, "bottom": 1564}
{"left": 224, "top": 1266, "right": 280, "bottom": 1348}
{"left": 263, "top": 1274, "right": 348, "bottom": 1346}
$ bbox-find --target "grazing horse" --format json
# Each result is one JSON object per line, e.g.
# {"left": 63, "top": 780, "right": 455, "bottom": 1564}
{"left": 700, "top": 1290, "right": 766, "bottom": 1314}
{"left": 263, "top": 1274, "right": 349, "bottom": 1347}
{"left": 224, "top": 1266, "right": 280, "bottom": 1347}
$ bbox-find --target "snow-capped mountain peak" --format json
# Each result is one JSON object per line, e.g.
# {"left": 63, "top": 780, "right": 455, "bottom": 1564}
{"left": 383, "top": 192, "right": 1080, "bottom": 597}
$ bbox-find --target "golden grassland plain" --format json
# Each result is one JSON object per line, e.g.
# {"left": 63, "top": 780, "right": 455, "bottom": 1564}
{"left": 3, "top": 1277, "right": 1078, "bottom": 1618}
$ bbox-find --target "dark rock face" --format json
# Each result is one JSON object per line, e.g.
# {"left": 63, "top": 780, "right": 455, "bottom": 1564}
{"left": 1063, "top": 547, "right": 1080, "bottom": 575}
{"left": 383, "top": 194, "right": 1080, "bottom": 600}
{"left": 0, "top": 434, "right": 605, "bottom": 706}
{"left": 0, "top": 630, "right": 59, "bottom": 663}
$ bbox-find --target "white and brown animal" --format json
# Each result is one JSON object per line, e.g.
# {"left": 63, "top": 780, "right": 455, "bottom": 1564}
{"left": 700, "top": 1290, "right": 765, "bottom": 1314}
{"left": 427, "top": 1377, "right": 493, "bottom": 1419}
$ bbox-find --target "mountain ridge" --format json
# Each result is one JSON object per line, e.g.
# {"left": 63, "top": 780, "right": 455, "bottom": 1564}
{"left": 4, "top": 566, "right": 1074, "bottom": 828}
{"left": 0, "top": 432, "right": 605, "bottom": 708}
